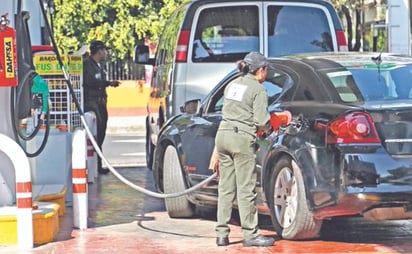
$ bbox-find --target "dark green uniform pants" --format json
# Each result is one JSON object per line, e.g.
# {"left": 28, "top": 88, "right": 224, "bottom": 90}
{"left": 215, "top": 130, "right": 259, "bottom": 240}
{"left": 84, "top": 97, "right": 108, "bottom": 170}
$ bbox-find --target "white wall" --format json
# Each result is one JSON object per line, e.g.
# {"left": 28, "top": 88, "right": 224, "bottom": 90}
{"left": 387, "top": 0, "right": 411, "bottom": 55}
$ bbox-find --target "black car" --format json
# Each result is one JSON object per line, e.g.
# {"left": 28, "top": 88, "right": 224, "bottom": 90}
{"left": 152, "top": 52, "right": 412, "bottom": 240}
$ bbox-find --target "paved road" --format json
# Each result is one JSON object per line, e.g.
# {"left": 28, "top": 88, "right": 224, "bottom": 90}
{"left": 102, "top": 134, "right": 146, "bottom": 167}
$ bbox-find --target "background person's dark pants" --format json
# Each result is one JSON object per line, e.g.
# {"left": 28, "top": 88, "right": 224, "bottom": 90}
{"left": 84, "top": 97, "right": 108, "bottom": 172}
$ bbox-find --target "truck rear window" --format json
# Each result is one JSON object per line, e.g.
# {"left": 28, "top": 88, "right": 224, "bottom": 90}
{"left": 192, "top": 6, "right": 259, "bottom": 63}
{"left": 267, "top": 5, "right": 334, "bottom": 57}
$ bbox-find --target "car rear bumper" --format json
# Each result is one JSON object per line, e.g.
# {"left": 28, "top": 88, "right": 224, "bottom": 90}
{"left": 313, "top": 191, "right": 412, "bottom": 220}
{"left": 312, "top": 146, "right": 412, "bottom": 220}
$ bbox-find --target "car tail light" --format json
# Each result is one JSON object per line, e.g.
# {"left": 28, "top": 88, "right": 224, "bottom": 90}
{"left": 336, "top": 30, "right": 348, "bottom": 52}
{"left": 270, "top": 110, "right": 292, "bottom": 131}
{"left": 175, "top": 30, "right": 190, "bottom": 62}
{"left": 327, "top": 112, "right": 380, "bottom": 144}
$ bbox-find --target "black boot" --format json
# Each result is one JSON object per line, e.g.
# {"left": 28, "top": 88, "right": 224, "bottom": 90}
{"left": 216, "top": 236, "right": 229, "bottom": 246}
{"left": 98, "top": 167, "right": 109, "bottom": 174}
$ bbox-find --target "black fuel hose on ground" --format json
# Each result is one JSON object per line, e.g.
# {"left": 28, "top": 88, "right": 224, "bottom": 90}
{"left": 38, "top": 0, "right": 217, "bottom": 198}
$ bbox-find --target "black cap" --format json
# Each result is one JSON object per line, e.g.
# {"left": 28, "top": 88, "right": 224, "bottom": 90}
{"left": 90, "top": 40, "right": 109, "bottom": 55}
{"left": 244, "top": 52, "right": 268, "bottom": 73}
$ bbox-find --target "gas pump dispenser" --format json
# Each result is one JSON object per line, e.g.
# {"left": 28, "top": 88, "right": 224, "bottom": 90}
{"left": 0, "top": 0, "right": 51, "bottom": 206}
{"left": 10, "top": 2, "right": 51, "bottom": 158}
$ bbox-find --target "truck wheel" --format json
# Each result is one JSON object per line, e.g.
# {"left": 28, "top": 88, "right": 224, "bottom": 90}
{"left": 268, "top": 156, "right": 322, "bottom": 240}
{"left": 163, "top": 145, "right": 194, "bottom": 218}
{"left": 145, "top": 117, "right": 154, "bottom": 170}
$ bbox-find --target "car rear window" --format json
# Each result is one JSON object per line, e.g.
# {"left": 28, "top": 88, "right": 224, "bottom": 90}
{"left": 351, "top": 67, "right": 412, "bottom": 100}
{"left": 267, "top": 5, "right": 333, "bottom": 57}
{"left": 192, "top": 6, "right": 259, "bottom": 62}
{"left": 325, "top": 63, "right": 412, "bottom": 102}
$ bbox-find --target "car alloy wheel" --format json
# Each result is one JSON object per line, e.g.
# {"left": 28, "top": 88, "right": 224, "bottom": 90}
{"left": 268, "top": 156, "right": 322, "bottom": 240}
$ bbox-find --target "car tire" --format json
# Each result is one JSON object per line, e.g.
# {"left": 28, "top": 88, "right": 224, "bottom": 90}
{"left": 268, "top": 156, "right": 322, "bottom": 240}
{"left": 145, "top": 117, "right": 154, "bottom": 170}
{"left": 163, "top": 145, "right": 194, "bottom": 218}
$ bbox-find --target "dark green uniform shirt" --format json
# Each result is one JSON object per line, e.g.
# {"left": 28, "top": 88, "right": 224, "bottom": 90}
{"left": 219, "top": 73, "right": 270, "bottom": 136}
{"left": 83, "top": 56, "right": 111, "bottom": 99}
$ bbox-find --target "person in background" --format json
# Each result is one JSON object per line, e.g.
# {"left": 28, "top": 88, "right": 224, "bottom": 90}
{"left": 83, "top": 40, "right": 120, "bottom": 174}
{"left": 213, "top": 52, "right": 274, "bottom": 247}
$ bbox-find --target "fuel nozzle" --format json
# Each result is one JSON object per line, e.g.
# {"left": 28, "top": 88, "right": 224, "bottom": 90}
{"left": 31, "top": 74, "right": 50, "bottom": 115}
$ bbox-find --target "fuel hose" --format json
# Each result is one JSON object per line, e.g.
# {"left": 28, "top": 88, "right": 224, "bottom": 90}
{"left": 38, "top": 0, "right": 217, "bottom": 199}
{"left": 10, "top": 63, "right": 51, "bottom": 157}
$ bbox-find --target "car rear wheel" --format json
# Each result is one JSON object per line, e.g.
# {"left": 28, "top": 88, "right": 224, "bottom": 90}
{"left": 163, "top": 145, "right": 194, "bottom": 218}
{"left": 268, "top": 156, "right": 322, "bottom": 240}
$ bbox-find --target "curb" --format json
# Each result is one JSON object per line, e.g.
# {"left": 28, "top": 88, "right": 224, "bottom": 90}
{"left": 106, "top": 116, "right": 146, "bottom": 135}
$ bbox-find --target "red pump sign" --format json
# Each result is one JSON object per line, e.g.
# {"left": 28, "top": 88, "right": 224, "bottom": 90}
{"left": 0, "top": 13, "right": 17, "bottom": 87}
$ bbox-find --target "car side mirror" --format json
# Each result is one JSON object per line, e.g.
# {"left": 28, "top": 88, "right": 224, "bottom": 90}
{"left": 133, "top": 45, "right": 155, "bottom": 65}
{"left": 180, "top": 99, "right": 201, "bottom": 115}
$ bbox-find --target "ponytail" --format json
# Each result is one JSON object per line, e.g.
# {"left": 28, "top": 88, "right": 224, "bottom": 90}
{"left": 236, "top": 60, "right": 250, "bottom": 75}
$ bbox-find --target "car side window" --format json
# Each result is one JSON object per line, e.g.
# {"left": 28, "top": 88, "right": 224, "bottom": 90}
{"left": 265, "top": 67, "right": 294, "bottom": 104}
{"left": 325, "top": 71, "right": 363, "bottom": 102}
{"left": 206, "top": 83, "right": 227, "bottom": 113}
{"left": 214, "top": 96, "right": 224, "bottom": 112}
{"left": 192, "top": 5, "right": 259, "bottom": 62}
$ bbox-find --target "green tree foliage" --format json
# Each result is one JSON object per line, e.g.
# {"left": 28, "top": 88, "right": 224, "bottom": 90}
{"left": 52, "top": 0, "right": 184, "bottom": 59}
{"left": 330, "top": 0, "right": 365, "bottom": 51}
{"left": 330, "top": 0, "right": 354, "bottom": 50}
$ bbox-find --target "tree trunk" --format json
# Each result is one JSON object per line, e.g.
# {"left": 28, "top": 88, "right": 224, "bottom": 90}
{"left": 340, "top": 5, "right": 353, "bottom": 51}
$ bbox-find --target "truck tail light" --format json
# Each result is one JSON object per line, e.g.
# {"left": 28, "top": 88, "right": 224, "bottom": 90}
{"left": 175, "top": 30, "right": 190, "bottom": 62}
{"left": 336, "top": 30, "right": 348, "bottom": 52}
